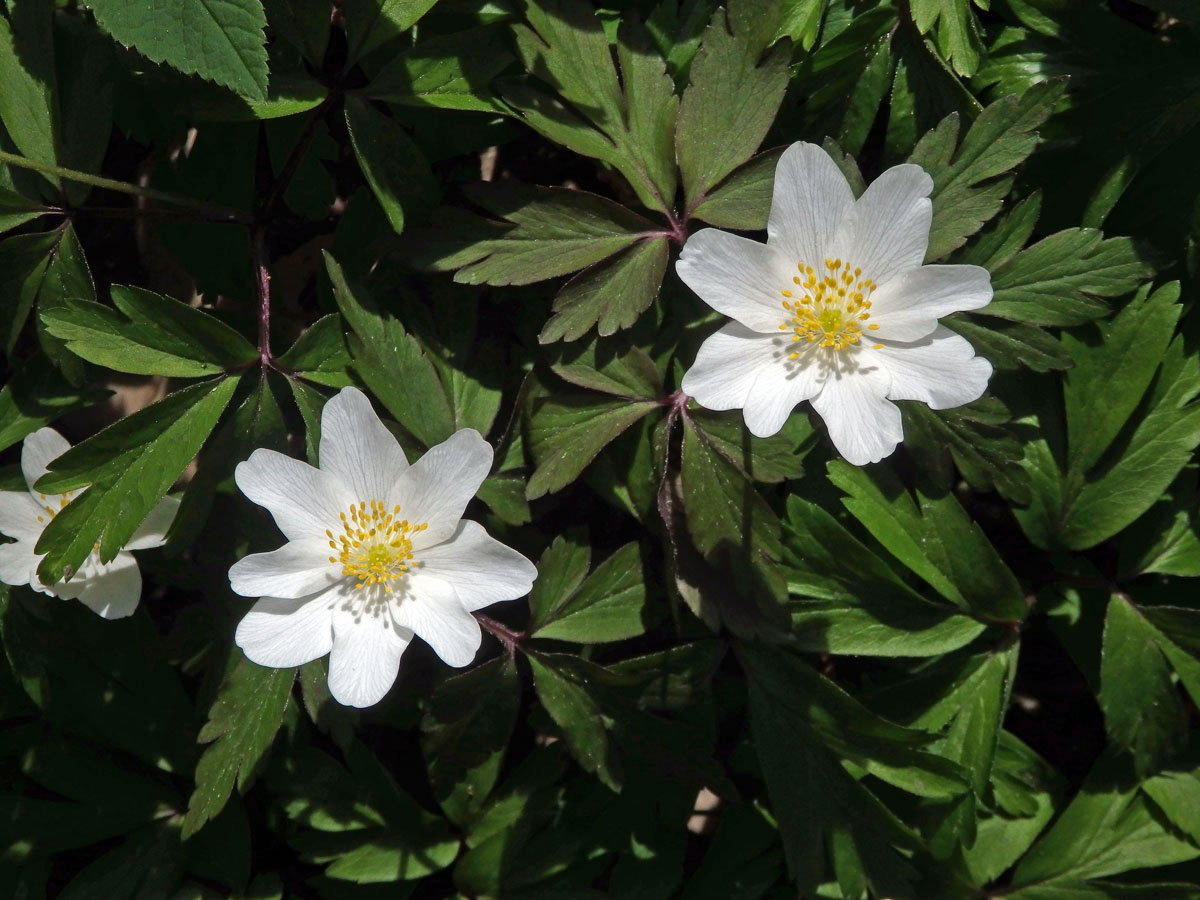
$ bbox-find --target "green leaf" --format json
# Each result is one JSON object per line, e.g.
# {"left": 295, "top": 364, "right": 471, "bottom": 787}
{"left": 34, "top": 375, "right": 240, "bottom": 583}
{"left": 526, "top": 393, "right": 658, "bottom": 499}
{"left": 510, "top": 0, "right": 678, "bottom": 213}
{"left": 1099, "top": 600, "right": 1185, "bottom": 777}
{"left": 286, "top": 378, "right": 328, "bottom": 466}
{"left": 828, "top": 461, "right": 1026, "bottom": 621}
{"left": 0, "top": 357, "right": 102, "bottom": 453}
{"left": 41, "top": 285, "right": 257, "bottom": 376}
{"left": 909, "top": 0, "right": 984, "bottom": 76}
{"left": 1063, "top": 283, "right": 1181, "bottom": 473}
{"left": 527, "top": 534, "right": 592, "bottom": 630}
{"left": 322, "top": 831, "right": 459, "bottom": 883}
{"left": 325, "top": 252, "right": 455, "bottom": 447}
{"left": 344, "top": 95, "right": 436, "bottom": 235}
{"left": 945, "top": 314, "right": 1073, "bottom": 373}
{"left": 182, "top": 654, "right": 295, "bottom": 838}
{"left": 1011, "top": 755, "right": 1200, "bottom": 886}
{"left": 676, "top": 0, "right": 790, "bottom": 209}
{"left": 680, "top": 416, "right": 783, "bottom": 566}
{"left": 366, "top": 27, "right": 514, "bottom": 112}
{"left": 421, "top": 656, "right": 520, "bottom": 826}
{"left": 789, "top": 597, "right": 987, "bottom": 657}
{"left": 56, "top": 15, "right": 115, "bottom": 198}
{"left": 1143, "top": 766, "right": 1200, "bottom": 847}
{"left": 688, "top": 409, "right": 807, "bottom": 484}
{"left": 1118, "top": 470, "right": 1200, "bottom": 577}
{"left": 181, "top": 72, "right": 329, "bottom": 121}
{"left": 962, "top": 732, "right": 1061, "bottom": 886}
{"left": 0, "top": 230, "right": 63, "bottom": 356}
{"left": 476, "top": 471, "right": 531, "bottom": 526}
{"left": 276, "top": 314, "right": 353, "bottom": 387}
{"left": 783, "top": 493, "right": 977, "bottom": 648}
{"left": 885, "top": 24, "right": 979, "bottom": 165}
{"left": 780, "top": 0, "right": 828, "bottom": 50}
{"left": 1131, "top": 607, "right": 1200, "bottom": 734}
{"left": 528, "top": 652, "right": 623, "bottom": 790}
{"left": 262, "top": 0, "right": 330, "bottom": 63}
{"left": 533, "top": 543, "right": 653, "bottom": 643}
{"left": 87, "top": 0, "right": 270, "bottom": 100}
{"left": 915, "top": 650, "right": 1018, "bottom": 805}
{"left": 549, "top": 339, "right": 663, "bottom": 400}
{"left": 688, "top": 147, "right": 784, "bottom": 231}
{"left": 411, "top": 182, "right": 656, "bottom": 287}
{"left": 0, "top": 175, "right": 44, "bottom": 235}
{"left": 740, "top": 643, "right": 952, "bottom": 896}
{"left": 0, "top": 1, "right": 58, "bottom": 183}
{"left": 911, "top": 79, "right": 1067, "bottom": 260}
{"left": 345, "top": 0, "right": 440, "bottom": 62}
{"left": 902, "top": 398, "right": 1030, "bottom": 503}
{"left": 1045, "top": 290, "right": 1200, "bottom": 550}
{"left": 55, "top": 822, "right": 186, "bottom": 898}
{"left": 984, "top": 229, "right": 1153, "bottom": 328}
{"left": 960, "top": 191, "right": 1042, "bottom": 270}
{"left": 539, "top": 237, "right": 669, "bottom": 344}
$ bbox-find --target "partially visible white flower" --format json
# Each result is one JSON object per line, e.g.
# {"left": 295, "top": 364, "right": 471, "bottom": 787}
{"left": 678, "top": 141, "right": 994, "bottom": 465}
{"left": 228, "top": 386, "right": 537, "bottom": 708}
{"left": 0, "top": 427, "right": 179, "bottom": 618}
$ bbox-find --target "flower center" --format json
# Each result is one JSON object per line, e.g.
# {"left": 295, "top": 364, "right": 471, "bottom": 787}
{"left": 326, "top": 499, "right": 428, "bottom": 593}
{"left": 779, "top": 257, "right": 881, "bottom": 355}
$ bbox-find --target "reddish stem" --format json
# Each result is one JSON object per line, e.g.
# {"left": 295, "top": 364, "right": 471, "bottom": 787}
{"left": 254, "top": 229, "right": 273, "bottom": 371}
{"left": 474, "top": 613, "right": 525, "bottom": 655}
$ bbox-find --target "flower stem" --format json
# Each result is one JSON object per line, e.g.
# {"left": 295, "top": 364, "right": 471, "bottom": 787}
{"left": 0, "top": 148, "right": 253, "bottom": 224}
{"left": 254, "top": 229, "right": 273, "bottom": 372}
{"left": 474, "top": 613, "right": 525, "bottom": 655}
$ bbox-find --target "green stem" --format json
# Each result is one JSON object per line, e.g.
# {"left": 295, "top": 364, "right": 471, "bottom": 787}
{"left": 0, "top": 149, "right": 254, "bottom": 224}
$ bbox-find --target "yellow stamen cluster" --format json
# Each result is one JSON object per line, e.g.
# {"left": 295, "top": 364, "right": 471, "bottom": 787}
{"left": 779, "top": 257, "right": 882, "bottom": 355}
{"left": 326, "top": 499, "right": 427, "bottom": 593}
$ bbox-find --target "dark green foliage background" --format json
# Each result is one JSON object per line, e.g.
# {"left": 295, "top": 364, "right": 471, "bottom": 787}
{"left": 2, "top": 0, "right": 1200, "bottom": 898}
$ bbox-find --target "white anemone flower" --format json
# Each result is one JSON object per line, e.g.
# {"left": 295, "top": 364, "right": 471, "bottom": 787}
{"left": 0, "top": 427, "right": 179, "bottom": 618}
{"left": 678, "top": 141, "right": 994, "bottom": 465}
{"left": 229, "top": 386, "right": 537, "bottom": 708}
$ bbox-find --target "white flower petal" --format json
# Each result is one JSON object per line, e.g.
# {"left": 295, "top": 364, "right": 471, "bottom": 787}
{"left": 319, "top": 387, "right": 409, "bottom": 501}
{"left": 0, "top": 537, "right": 40, "bottom": 589}
{"left": 58, "top": 552, "right": 142, "bottom": 619}
{"left": 741, "top": 343, "right": 828, "bottom": 438}
{"left": 124, "top": 495, "right": 181, "bottom": 551}
{"left": 235, "top": 449, "right": 354, "bottom": 543}
{"left": 682, "top": 323, "right": 781, "bottom": 412}
{"left": 767, "top": 142, "right": 856, "bottom": 272}
{"left": 393, "top": 429, "right": 493, "bottom": 545}
{"left": 229, "top": 539, "right": 341, "bottom": 599}
{"left": 881, "top": 326, "right": 993, "bottom": 409}
{"left": 21, "top": 427, "right": 70, "bottom": 492}
{"left": 831, "top": 164, "right": 933, "bottom": 286}
{"left": 328, "top": 602, "right": 413, "bottom": 707}
{"left": 676, "top": 230, "right": 794, "bottom": 332}
{"left": 409, "top": 520, "right": 536, "bottom": 612}
{"left": 810, "top": 354, "right": 903, "bottom": 465}
{"left": 236, "top": 592, "right": 338, "bottom": 669}
{"left": 868, "top": 265, "right": 993, "bottom": 341}
{"left": 0, "top": 490, "right": 47, "bottom": 542}
{"left": 391, "top": 580, "right": 482, "bottom": 668}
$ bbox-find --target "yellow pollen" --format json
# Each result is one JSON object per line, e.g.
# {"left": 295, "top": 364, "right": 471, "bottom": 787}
{"left": 330, "top": 499, "right": 427, "bottom": 594}
{"left": 779, "top": 257, "right": 878, "bottom": 352}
